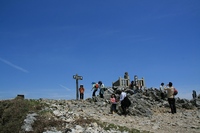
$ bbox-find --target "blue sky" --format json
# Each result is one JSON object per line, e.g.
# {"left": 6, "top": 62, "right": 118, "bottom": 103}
{"left": 0, "top": 0, "right": 200, "bottom": 100}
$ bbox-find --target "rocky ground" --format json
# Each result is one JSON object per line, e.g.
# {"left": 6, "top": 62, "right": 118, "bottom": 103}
{"left": 92, "top": 105, "right": 200, "bottom": 133}
{"left": 20, "top": 87, "right": 200, "bottom": 133}
{"left": 38, "top": 99, "right": 199, "bottom": 133}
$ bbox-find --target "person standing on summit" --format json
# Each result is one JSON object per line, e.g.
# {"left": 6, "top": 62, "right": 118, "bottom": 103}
{"left": 98, "top": 81, "right": 105, "bottom": 98}
{"left": 79, "top": 84, "right": 85, "bottom": 100}
{"left": 159, "top": 82, "right": 165, "bottom": 100}
{"left": 164, "top": 82, "right": 176, "bottom": 114}
{"left": 192, "top": 90, "right": 197, "bottom": 99}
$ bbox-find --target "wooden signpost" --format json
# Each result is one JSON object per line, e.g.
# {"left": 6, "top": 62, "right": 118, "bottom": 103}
{"left": 73, "top": 74, "right": 83, "bottom": 100}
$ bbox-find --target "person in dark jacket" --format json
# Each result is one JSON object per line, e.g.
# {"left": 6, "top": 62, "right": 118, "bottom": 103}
{"left": 192, "top": 90, "right": 197, "bottom": 99}
{"left": 98, "top": 81, "right": 105, "bottom": 98}
{"left": 116, "top": 90, "right": 131, "bottom": 116}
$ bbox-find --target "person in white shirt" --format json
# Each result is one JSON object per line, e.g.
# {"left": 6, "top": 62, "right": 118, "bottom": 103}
{"left": 117, "top": 90, "right": 131, "bottom": 116}
{"left": 98, "top": 81, "right": 105, "bottom": 98}
{"left": 120, "top": 91, "right": 126, "bottom": 101}
{"left": 159, "top": 82, "right": 165, "bottom": 99}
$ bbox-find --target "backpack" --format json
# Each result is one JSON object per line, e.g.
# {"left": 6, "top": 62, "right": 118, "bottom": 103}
{"left": 173, "top": 88, "right": 178, "bottom": 95}
{"left": 123, "top": 96, "right": 131, "bottom": 108}
{"left": 94, "top": 83, "right": 99, "bottom": 89}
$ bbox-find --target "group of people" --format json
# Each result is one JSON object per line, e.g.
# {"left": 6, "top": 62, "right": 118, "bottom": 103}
{"left": 79, "top": 80, "right": 131, "bottom": 116}
{"left": 78, "top": 81, "right": 105, "bottom": 100}
{"left": 159, "top": 82, "right": 177, "bottom": 114}
{"left": 110, "top": 81, "right": 178, "bottom": 116}
{"left": 91, "top": 81, "right": 105, "bottom": 98}
{"left": 79, "top": 80, "right": 178, "bottom": 115}
{"left": 110, "top": 90, "right": 131, "bottom": 116}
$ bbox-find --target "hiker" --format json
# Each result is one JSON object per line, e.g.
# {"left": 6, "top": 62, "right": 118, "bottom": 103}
{"left": 116, "top": 90, "right": 131, "bottom": 116}
{"left": 91, "top": 82, "right": 99, "bottom": 97}
{"left": 110, "top": 94, "right": 117, "bottom": 114}
{"left": 98, "top": 81, "right": 105, "bottom": 98}
{"left": 79, "top": 84, "right": 85, "bottom": 100}
{"left": 159, "top": 82, "right": 165, "bottom": 100}
{"left": 192, "top": 90, "right": 197, "bottom": 99}
{"left": 164, "top": 82, "right": 176, "bottom": 114}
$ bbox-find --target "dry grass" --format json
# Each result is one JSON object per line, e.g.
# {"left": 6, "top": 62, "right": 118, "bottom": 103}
{"left": 0, "top": 97, "right": 64, "bottom": 133}
{"left": 0, "top": 97, "right": 151, "bottom": 133}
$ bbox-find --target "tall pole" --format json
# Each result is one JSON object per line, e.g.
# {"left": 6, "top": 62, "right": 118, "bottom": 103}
{"left": 76, "top": 75, "right": 79, "bottom": 100}
{"left": 73, "top": 74, "right": 83, "bottom": 100}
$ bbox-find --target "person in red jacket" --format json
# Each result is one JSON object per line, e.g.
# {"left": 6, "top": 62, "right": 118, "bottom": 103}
{"left": 79, "top": 84, "right": 85, "bottom": 100}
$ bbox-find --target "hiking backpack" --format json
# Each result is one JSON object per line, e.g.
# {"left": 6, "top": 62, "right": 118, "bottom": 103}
{"left": 94, "top": 83, "right": 99, "bottom": 89}
{"left": 173, "top": 88, "right": 178, "bottom": 95}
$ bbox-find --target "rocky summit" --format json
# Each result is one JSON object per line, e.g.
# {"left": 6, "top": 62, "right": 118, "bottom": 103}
{"left": 21, "top": 87, "right": 200, "bottom": 133}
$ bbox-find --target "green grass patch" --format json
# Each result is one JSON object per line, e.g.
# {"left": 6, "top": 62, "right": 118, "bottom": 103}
{"left": 0, "top": 97, "right": 63, "bottom": 133}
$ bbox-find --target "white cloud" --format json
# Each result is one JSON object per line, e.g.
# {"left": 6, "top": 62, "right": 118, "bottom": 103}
{"left": 0, "top": 57, "right": 29, "bottom": 73}
{"left": 59, "top": 84, "right": 70, "bottom": 91}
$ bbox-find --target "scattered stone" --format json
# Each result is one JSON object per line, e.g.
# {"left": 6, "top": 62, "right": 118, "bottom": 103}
{"left": 21, "top": 113, "right": 38, "bottom": 132}
{"left": 20, "top": 87, "right": 200, "bottom": 133}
